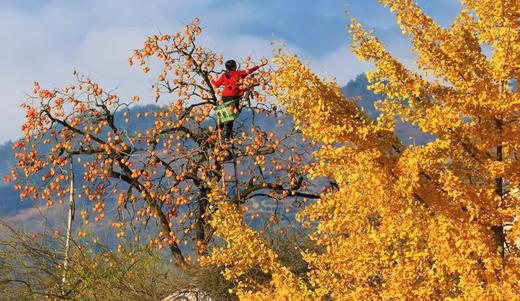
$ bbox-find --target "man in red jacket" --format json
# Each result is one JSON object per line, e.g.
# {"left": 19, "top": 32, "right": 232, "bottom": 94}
{"left": 211, "top": 58, "right": 267, "bottom": 143}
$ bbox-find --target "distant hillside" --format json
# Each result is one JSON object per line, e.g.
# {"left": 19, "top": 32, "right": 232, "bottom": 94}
{"left": 0, "top": 104, "right": 164, "bottom": 216}
{"left": 341, "top": 73, "right": 381, "bottom": 120}
{"left": 0, "top": 73, "right": 433, "bottom": 218}
{"left": 342, "top": 73, "right": 434, "bottom": 146}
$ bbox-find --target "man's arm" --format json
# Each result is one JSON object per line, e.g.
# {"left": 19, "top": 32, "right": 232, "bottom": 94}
{"left": 240, "top": 59, "right": 268, "bottom": 78}
{"left": 240, "top": 65, "right": 261, "bottom": 78}
{"left": 211, "top": 74, "right": 224, "bottom": 87}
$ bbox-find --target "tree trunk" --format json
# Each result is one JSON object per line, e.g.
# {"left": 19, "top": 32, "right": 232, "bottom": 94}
{"left": 494, "top": 81, "right": 505, "bottom": 257}
{"left": 494, "top": 143, "right": 506, "bottom": 257}
{"left": 196, "top": 188, "right": 209, "bottom": 257}
{"left": 153, "top": 201, "right": 188, "bottom": 268}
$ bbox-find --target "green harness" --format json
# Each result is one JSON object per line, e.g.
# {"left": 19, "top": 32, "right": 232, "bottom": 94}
{"left": 215, "top": 100, "right": 239, "bottom": 124}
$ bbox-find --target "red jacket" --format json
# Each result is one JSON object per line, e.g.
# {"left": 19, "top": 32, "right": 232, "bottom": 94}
{"left": 211, "top": 65, "right": 260, "bottom": 97}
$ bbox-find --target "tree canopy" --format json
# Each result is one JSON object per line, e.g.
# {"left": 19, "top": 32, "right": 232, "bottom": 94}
{"left": 206, "top": 0, "right": 520, "bottom": 299}
{"left": 7, "top": 19, "right": 320, "bottom": 269}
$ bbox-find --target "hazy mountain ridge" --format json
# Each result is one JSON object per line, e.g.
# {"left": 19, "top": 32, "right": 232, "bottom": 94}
{"left": 0, "top": 73, "right": 432, "bottom": 217}
{"left": 341, "top": 73, "right": 434, "bottom": 146}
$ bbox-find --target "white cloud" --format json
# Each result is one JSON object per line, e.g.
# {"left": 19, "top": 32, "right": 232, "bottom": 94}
{"left": 1, "top": 0, "right": 427, "bottom": 143}
{"left": 0, "top": 2, "right": 269, "bottom": 143}
{"left": 311, "top": 45, "right": 370, "bottom": 85}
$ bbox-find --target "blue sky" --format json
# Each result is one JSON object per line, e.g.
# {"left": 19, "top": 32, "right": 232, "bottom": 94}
{"left": 0, "top": 0, "right": 463, "bottom": 143}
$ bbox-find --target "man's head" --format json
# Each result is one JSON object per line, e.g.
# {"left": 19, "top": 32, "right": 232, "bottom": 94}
{"left": 225, "top": 60, "right": 237, "bottom": 71}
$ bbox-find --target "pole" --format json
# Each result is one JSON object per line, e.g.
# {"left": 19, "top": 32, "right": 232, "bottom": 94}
{"left": 61, "top": 160, "right": 75, "bottom": 296}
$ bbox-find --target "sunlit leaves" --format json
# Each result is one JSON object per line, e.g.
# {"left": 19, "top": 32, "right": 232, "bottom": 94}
{"left": 206, "top": 1, "right": 520, "bottom": 299}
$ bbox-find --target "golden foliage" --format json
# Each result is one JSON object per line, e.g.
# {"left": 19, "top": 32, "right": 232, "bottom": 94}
{"left": 203, "top": 186, "right": 319, "bottom": 300}
{"left": 206, "top": 1, "right": 520, "bottom": 299}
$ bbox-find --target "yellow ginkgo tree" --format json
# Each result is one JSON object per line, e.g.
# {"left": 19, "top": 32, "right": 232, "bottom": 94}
{"left": 204, "top": 0, "right": 520, "bottom": 299}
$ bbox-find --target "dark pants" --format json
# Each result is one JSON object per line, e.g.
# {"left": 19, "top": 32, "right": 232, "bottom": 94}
{"left": 221, "top": 96, "right": 241, "bottom": 142}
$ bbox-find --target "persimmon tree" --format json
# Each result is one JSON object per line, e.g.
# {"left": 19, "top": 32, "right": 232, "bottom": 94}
{"left": 204, "top": 0, "right": 520, "bottom": 299}
{"left": 7, "top": 19, "right": 319, "bottom": 269}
